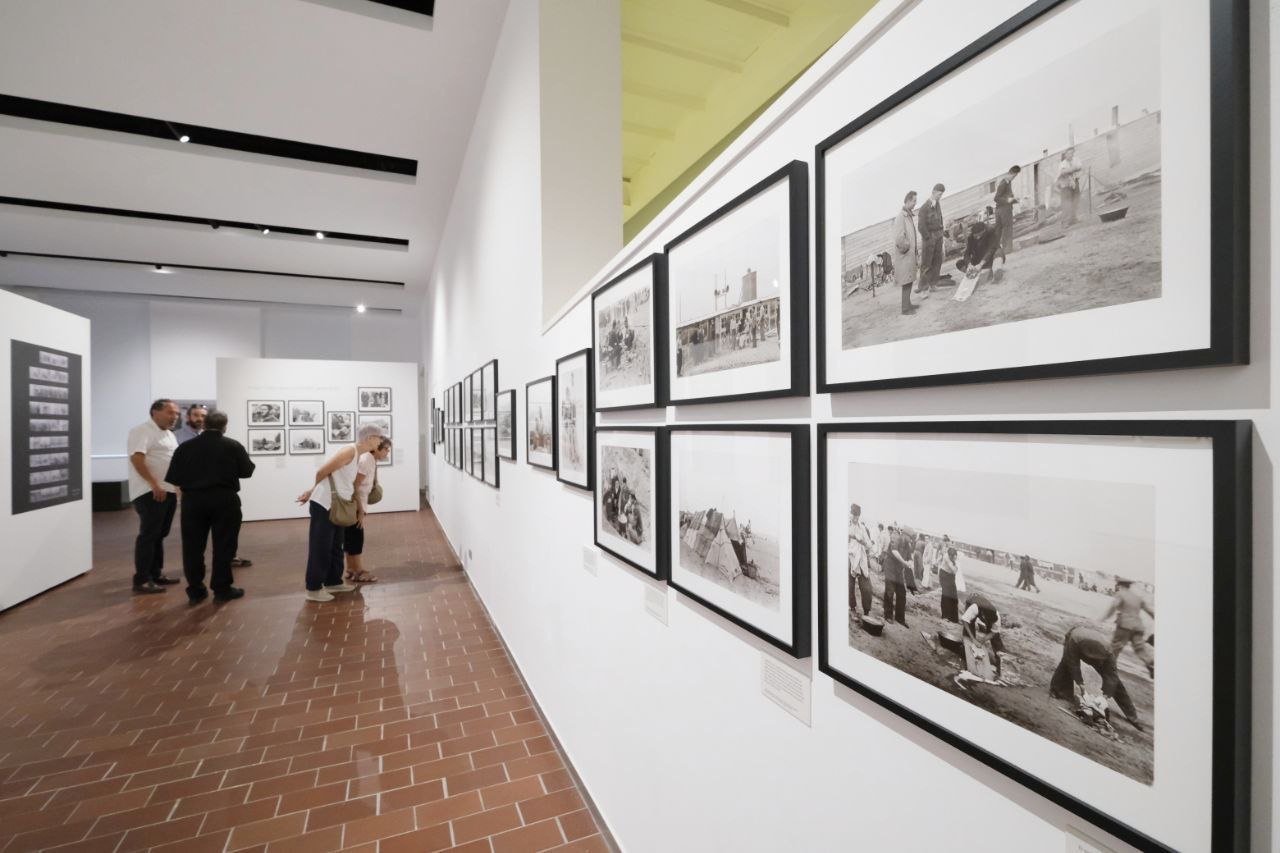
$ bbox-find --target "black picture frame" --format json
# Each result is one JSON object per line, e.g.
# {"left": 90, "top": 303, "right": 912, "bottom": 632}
{"left": 470, "top": 370, "right": 483, "bottom": 422}
{"left": 481, "top": 359, "right": 498, "bottom": 422}
{"left": 666, "top": 424, "right": 811, "bottom": 658}
{"left": 247, "top": 427, "right": 285, "bottom": 456}
{"left": 287, "top": 427, "right": 325, "bottom": 455}
{"left": 497, "top": 389, "right": 517, "bottom": 461}
{"left": 327, "top": 410, "right": 355, "bottom": 443}
{"left": 358, "top": 386, "right": 392, "bottom": 412}
{"left": 591, "top": 253, "right": 669, "bottom": 411}
{"left": 816, "top": 419, "right": 1252, "bottom": 853}
{"left": 555, "top": 348, "right": 594, "bottom": 491}
{"left": 594, "top": 426, "right": 668, "bottom": 581}
{"left": 813, "top": 0, "right": 1249, "bottom": 394}
{"left": 287, "top": 400, "right": 324, "bottom": 429}
{"left": 247, "top": 399, "right": 284, "bottom": 427}
{"left": 663, "top": 160, "right": 810, "bottom": 407}
{"left": 482, "top": 427, "right": 499, "bottom": 488}
{"left": 525, "top": 375, "right": 557, "bottom": 471}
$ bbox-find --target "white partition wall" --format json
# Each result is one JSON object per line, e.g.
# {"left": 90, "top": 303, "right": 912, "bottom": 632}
{"left": 0, "top": 289, "right": 92, "bottom": 611}
{"left": 216, "top": 357, "right": 420, "bottom": 522}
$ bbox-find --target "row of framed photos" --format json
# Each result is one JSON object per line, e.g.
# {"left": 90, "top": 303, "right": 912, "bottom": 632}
{"left": 246, "top": 396, "right": 393, "bottom": 464}
{"left": 587, "top": 419, "right": 1250, "bottom": 853}
{"left": 589, "top": 0, "right": 1248, "bottom": 413}
{"left": 442, "top": 359, "right": 497, "bottom": 426}
{"left": 434, "top": 359, "right": 519, "bottom": 489}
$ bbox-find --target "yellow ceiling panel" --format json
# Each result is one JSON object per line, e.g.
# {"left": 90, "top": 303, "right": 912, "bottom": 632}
{"left": 622, "top": 0, "right": 877, "bottom": 241}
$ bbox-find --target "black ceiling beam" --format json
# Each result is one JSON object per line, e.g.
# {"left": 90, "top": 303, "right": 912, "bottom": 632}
{"left": 0, "top": 196, "right": 409, "bottom": 247}
{"left": 0, "top": 250, "right": 405, "bottom": 288}
{"left": 0, "top": 93, "right": 418, "bottom": 177}
{"left": 368, "top": 0, "right": 435, "bottom": 15}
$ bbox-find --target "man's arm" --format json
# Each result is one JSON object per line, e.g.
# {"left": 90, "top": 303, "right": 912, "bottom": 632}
{"left": 234, "top": 442, "right": 255, "bottom": 479}
{"left": 1100, "top": 597, "right": 1119, "bottom": 622}
{"left": 129, "top": 451, "right": 166, "bottom": 501}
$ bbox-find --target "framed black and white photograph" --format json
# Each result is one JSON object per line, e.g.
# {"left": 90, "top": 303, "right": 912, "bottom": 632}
{"left": 287, "top": 428, "right": 324, "bottom": 455}
{"left": 526, "top": 376, "right": 556, "bottom": 471}
{"left": 328, "top": 410, "right": 355, "bottom": 443}
{"left": 816, "top": 0, "right": 1249, "bottom": 393}
{"left": 10, "top": 340, "right": 83, "bottom": 514}
{"left": 482, "top": 428, "right": 499, "bottom": 488}
{"left": 247, "top": 428, "right": 284, "bottom": 455}
{"left": 358, "top": 387, "right": 392, "bottom": 412}
{"left": 668, "top": 425, "right": 810, "bottom": 657}
{"left": 818, "top": 420, "right": 1251, "bottom": 853}
{"left": 555, "top": 348, "right": 593, "bottom": 490}
{"left": 462, "top": 375, "right": 473, "bottom": 423}
{"left": 358, "top": 413, "right": 392, "bottom": 439}
{"left": 287, "top": 400, "right": 324, "bottom": 428}
{"left": 247, "top": 400, "right": 284, "bottom": 427}
{"left": 467, "top": 427, "right": 481, "bottom": 478}
{"left": 595, "top": 427, "right": 665, "bottom": 580}
{"left": 593, "top": 254, "right": 667, "bottom": 410}
{"left": 470, "top": 370, "right": 483, "bottom": 422}
{"left": 497, "top": 389, "right": 516, "bottom": 460}
{"left": 481, "top": 359, "right": 497, "bottom": 421}
{"left": 665, "top": 160, "right": 809, "bottom": 406}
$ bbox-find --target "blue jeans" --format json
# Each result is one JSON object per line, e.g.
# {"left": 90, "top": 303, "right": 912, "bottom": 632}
{"left": 305, "top": 501, "right": 345, "bottom": 590}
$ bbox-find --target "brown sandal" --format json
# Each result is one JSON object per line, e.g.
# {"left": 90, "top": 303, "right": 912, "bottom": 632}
{"left": 349, "top": 570, "right": 378, "bottom": 583}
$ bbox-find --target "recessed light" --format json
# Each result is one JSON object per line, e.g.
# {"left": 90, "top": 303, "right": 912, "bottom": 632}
{"left": 261, "top": 227, "right": 270, "bottom": 235}
{"left": 152, "top": 264, "right": 171, "bottom": 273}
{"left": 179, "top": 134, "right": 190, "bottom": 143}
{"left": 356, "top": 303, "right": 367, "bottom": 314}
{"left": 210, "top": 222, "right": 220, "bottom": 230}
{"left": 315, "top": 231, "right": 325, "bottom": 240}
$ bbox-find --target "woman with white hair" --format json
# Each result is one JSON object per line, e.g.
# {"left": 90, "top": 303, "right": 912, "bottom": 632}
{"left": 296, "top": 424, "right": 385, "bottom": 602}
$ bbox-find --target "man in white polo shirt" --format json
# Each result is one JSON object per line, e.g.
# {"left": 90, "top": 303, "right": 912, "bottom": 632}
{"left": 127, "top": 399, "right": 181, "bottom": 594}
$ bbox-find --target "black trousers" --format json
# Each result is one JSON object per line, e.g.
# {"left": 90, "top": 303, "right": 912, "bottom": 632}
{"left": 920, "top": 235, "right": 943, "bottom": 288}
{"left": 181, "top": 490, "right": 242, "bottom": 596}
{"left": 849, "top": 573, "right": 873, "bottom": 615}
{"left": 305, "top": 501, "right": 346, "bottom": 591}
{"left": 900, "top": 283, "right": 913, "bottom": 313}
{"left": 133, "top": 492, "right": 177, "bottom": 585}
{"left": 939, "top": 572, "right": 959, "bottom": 622}
{"left": 882, "top": 578, "right": 906, "bottom": 624}
{"left": 1050, "top": 650, "right": 1137, "bottom": 720}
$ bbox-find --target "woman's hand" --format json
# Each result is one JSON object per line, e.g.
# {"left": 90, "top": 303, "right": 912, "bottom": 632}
{"left": 356, "top": 508, "right": 366, "bottom": 528}
{"left": 297, "top": 488, "right": 313, "bottom": 505}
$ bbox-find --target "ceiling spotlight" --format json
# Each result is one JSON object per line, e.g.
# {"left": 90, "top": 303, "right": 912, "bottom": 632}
{"left": 179, "top": 134, "right": 190, "bottom": 143}
{"left": 356, "top": 303, "right": 367, "bottom": 314}
{"left": 152, "top": 264, "right": 171, "bottom": 273}
{"left": 315, "top": 231, "right": 325, "bottom": 240}
{"left": 210, "top": 222, "right": 220, "bottom": 230}
{"left": 261, "top": 227, "right": 270, "bottom": 235}
{"left": 0, "top": 251, "right": 7, "bottom": 258}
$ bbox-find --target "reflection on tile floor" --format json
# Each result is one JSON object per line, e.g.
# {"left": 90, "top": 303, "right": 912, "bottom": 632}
{"left": 0, "top": 504, "right": 609, "bottom": 853}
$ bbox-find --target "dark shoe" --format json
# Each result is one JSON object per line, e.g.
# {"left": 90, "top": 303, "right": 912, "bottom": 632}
{"left": 133, "top": 581, "right": 166, "bottom": 594}
{"left": 213, "top": 587, "right": 245, "bottom": 602}
{"left": 230, "top": 558, "right": 253, "bottom": 568}
{"left": 188, "top": 590, "right": 209, "bottom": 606}
{"left": 897, "top": 619, "right": 910, "bottom": 628}
{"left": 153, "top": 575, "right": 181, "bottom": 585}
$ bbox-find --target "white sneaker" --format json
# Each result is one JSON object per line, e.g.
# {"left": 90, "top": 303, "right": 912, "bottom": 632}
{"left": 324, "top": 582, "right": 357, "bottom": 593}
{"left": 306, "top": 589, "right": 335, "bottom": 602}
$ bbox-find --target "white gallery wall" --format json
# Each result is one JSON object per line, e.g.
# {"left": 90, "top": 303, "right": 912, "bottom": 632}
{"left": 217, "top": 357, "right": 420, "bottom": 522}
{"left": 0, "top": 288, "right": 423, "bottom": 484}
{"left": 0, "top": 289, "right": 92, "bottom": 610}
{"left": 422, "top": 0, "right": 1279, "bottom": 851}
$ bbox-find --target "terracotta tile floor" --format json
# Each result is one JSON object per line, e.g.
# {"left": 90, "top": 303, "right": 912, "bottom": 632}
{"left": 0, "top": 505, "right": 611, "bottom": 853}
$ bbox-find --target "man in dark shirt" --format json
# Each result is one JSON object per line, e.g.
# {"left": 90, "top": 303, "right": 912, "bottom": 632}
{"left": 882, "top": 525, "right": 912, "bottom": 627}
{"left": 994, "top": 165, "right": 1021, "bottom": 255}
{"left": 916, "top": 183, "right": 945, "bottom": 295}
{"left": 165, "top": 409, "right": 255, "bottom": 604}
{"left": 1049, "top": 625, "right": 1143, "bottom": 730}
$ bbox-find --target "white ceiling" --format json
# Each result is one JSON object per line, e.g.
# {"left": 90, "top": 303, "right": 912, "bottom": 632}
{"left": 0, "top": 0, "right": 510, "bottom": 312}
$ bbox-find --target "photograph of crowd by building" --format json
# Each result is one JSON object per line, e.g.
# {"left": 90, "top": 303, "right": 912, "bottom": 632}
{"left": 842, "top": 459, "right": 1157, "bottom": 785}
{"left": 836, "top": 11, "right": 1162, "bottom": 352}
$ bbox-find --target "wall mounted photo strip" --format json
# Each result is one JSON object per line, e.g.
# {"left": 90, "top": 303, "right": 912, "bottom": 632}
{"left": 526, "top": 375, "right": 556, "bottom": 471}
{"left": 814, "top": 0, "right": 1249, "bottom": 393}
{"left": 594, "top": 427, "right": 667, "bottom": 580}
{"left": 817, "top": 420, "right": 1251, "bottom": 853}
{"left": 247, "top": 399, "right": 284, "bottom": 427}
{"left": 667, "top": 425, "right": 811, "bottom": 658}
{"left": 555, "top": 348, "right": 594, "bottom": 491}
{"left": 664, "top": 160, "right": 809, "bottom": 406}
{"left": 483, "top": 428, "right": 499, "bottom": 488}
{"left": 481, "top": 359, "right": 498, "bottom": 421}
{"left": 497, "top": 389, "right": 517, "bottom": 460}
{"left": 592, "top": 253, "right": 668, "bottom": 410}
{"left": 358, "top": 386, "right": 392, "bottom": 412}
{"left": 11, "top": 340, "right": 84, "bottom": 514}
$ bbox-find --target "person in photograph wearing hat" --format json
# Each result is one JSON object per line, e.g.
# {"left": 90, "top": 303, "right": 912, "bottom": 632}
{"left": 1103, "top": 577, "right": 1155, "bottom": 678}
{"left": 847, "top": 503, "right": 875, "bottom": 618}
{"left": 916, "top": 182, "right": 946, "bottom": 297}
{"left": 883, "top": 523, "right": 913, "bottom": 627}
